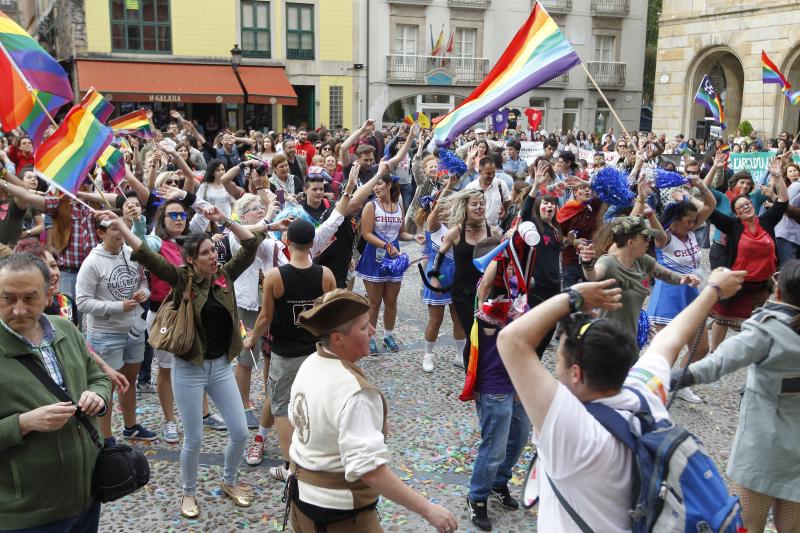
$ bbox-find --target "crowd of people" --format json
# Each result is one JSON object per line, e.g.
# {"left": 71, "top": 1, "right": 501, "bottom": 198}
{"left": 1, "top": 110, "right": 799, "bottom": 533}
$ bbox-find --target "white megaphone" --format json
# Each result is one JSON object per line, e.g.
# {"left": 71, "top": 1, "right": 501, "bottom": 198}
{"left": 473, "top": 239, "right": 510, "bottom": 273}
{"left": 517, "top": 221, "right": 541, "bottom": 247}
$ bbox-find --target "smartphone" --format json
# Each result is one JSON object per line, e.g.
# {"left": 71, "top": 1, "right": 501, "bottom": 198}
{"left": 276, "top": 189, "right": 285, "bottom": 206}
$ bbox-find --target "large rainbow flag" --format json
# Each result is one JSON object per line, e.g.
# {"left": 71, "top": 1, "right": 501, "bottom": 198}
{"left": 694, "top": 74, "right": 724, "bottom": 127}
{"left": 0, "top": 10, "right": 73, "bottom": 147}
{"left": 34, "top": 104, "right": 113, "bottom": 197}
{"left": 432, "top": 3, "right": 579, "bottom": 146}
{"left": 762, "top": 50, "right": 790, "bottom": 90}
{"left": 109, "top": 108, "right": 154, "bottom": 138}
{"left": 81, "top": 88, "right": 114, "bottom": 123}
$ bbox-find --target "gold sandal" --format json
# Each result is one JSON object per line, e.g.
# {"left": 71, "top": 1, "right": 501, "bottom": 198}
{"left": 221, "top": 483, "right": 251, "bottom": 507}
{"left": 180, "top": 495, "right": 200, "bottom": 519}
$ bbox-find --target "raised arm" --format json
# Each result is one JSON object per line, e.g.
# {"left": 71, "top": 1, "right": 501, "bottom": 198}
{"left": 340, "top": 119, "right": 374, "bottom": 168}
{"left": 0, "top": 177, "right": 43, "bottom": 211}
{"left": 385, "top": 124, "right": 417, "bottom": 168}
{"left": 690, "top": 175, "right": 717, "bottom": 225}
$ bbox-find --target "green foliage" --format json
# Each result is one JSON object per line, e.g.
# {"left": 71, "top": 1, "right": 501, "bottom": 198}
{"left": 737, "top": 120, "right": 753, "bottom": 136}
{"left": 642, "top": 0, "right": 663, "bottom": 107}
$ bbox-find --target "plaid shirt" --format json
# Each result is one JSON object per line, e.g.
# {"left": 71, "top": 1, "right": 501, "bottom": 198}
{"left": 44, "top": 196, "right": 98, "bottom": 270}
{"left": 0, "top": 315, "right": 66, "bottom": 391}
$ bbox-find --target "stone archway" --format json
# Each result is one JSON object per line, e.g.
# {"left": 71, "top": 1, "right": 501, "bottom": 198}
{"left": 779, "top": 43, "right": 800, "bottom": 136}
{"left": 685, "top": 46, "right": 745, "bottom": 138}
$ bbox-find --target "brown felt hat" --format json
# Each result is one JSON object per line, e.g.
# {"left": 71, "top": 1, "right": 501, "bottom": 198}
{"left": 298, "top": 289, "right": 371, "bottom": 336}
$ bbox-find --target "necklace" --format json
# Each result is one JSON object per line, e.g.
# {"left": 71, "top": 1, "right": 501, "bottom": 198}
{"left": 674, "top": 231, "right": 698, "bottom": 270}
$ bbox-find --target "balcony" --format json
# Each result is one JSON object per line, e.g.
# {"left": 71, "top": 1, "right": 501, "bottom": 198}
{"left": 386, "top": 54, "right": 490, "bottom": 86}
{"left": 542, "top": 72, "right": 569, "bottom": 87}
{"left": 591, "top": 0, "right": 630, "bottom": 16}
{"left": 537, "top": 0, "right": 572, "bottom": 14}
{"left": 388, "top": 0, "right": 433, "bottom": 5}
{"left": 586, "top": 61, "right": 626, "bottom": 88}
{"left": 448, "top": 0, "right": 492, "bottom": 8}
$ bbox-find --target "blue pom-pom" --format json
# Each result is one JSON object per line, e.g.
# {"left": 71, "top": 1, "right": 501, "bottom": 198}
{"left": 592, "top": 166, "right": 636, "bottom": 207}
{"left": 271, "top": 203, "right": 315, "bottom": 240}
{"left": 637, "top": 310, "right": 650, "bottom": 349}
{"left": 438, "top": 148, "right": 467, "bottom": 177}
{"left": 380, "top": 252, "right": 410, "bottom": 277}
{"left": 418, "top": 195, "right": 435, "bottom": 212}
{"left": 655, "top": 168, "right": 688, "bottom": 189}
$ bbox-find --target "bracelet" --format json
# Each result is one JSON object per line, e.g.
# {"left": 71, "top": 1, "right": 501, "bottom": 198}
{"left": 706, "top": 282, "right": 723, "bottom": 301}
{"left": 383, "top": 242, "right": 391, "bottom": 251}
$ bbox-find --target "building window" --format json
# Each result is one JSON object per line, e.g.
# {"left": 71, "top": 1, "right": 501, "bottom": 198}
{"left": 329, "top": 86, "right": 343, "bottom": 128}
{"left": 242, "top": 1, "right": 270, "bottom": 58}
{"left": 286, "top": 3, "right": 314, "bottom": 60}
{"left": 454, "top": 28, "right": 476, "bottom": 58}
{"left": 110, "top": 0, "right": 171, "bottom": 53}
{"left": 562, "top": 98, "right": 581, "bottom": 133}
{"left": 394, "top": 24, "right": 418, "bottom": 55}
{"left": 594, "top": 35, "right": 615, "bottom": 62}
{"left": 595, "top": 99, "right": 612, "bottom": 134}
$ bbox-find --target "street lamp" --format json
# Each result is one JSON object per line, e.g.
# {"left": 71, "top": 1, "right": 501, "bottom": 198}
{"left": 230, "top": 44, "right": 248, "bottom": 127}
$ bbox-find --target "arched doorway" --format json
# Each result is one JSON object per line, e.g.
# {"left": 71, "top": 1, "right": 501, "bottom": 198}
{"left": 382, "top": 93, "right": 465, "bottom": 125}
{"left": 779, "top": 43, "right": 800, "bottom": 135}
{"left": 685, "top": 47, "right": 744, "bottom": 139}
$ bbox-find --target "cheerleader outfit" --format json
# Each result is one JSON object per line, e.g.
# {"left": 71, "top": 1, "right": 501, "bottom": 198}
{"left": 355, "top": 199, "right": 404, "bottom": 283}
{"left": 647, "top": 230, "right": 701, "bottom": 325}
{"left": 422, "top": 225, "right": 454, "bottom": 305}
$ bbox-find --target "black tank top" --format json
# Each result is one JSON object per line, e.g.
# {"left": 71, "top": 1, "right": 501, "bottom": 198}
{"left": 452, "top": 223, "right": 490, "bottom": 296}
{"left": 271, "top": 264, "right": 325, "bottom": 358}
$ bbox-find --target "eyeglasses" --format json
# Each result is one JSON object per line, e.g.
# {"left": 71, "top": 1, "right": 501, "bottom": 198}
{"left": 166, "top": 212, "right": 188, "bottom": 221}
{"left": 685, "top": 171, "right": 700, "bottom": 176}
{"left": 241, "top": 204, "right": 265, "bottom": 215}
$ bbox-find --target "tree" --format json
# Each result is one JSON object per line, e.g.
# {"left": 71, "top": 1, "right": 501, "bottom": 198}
{"left": 642, "top": 0, "right": 663, "bottom": 109}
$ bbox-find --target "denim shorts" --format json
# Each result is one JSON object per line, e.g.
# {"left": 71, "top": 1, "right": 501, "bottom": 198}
{"left": 87, "top": 332, "right": 145, "bottom": 371}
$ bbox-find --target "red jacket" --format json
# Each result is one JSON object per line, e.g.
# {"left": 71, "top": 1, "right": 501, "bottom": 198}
{"left": 8, "top": 145, "right": 34, "bottom": 171}
{"left": 295, "top": 140, "right": 316, "bottom": 167}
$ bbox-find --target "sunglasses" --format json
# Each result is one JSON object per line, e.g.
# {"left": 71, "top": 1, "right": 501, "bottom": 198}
{"left": 164, "top": 179, "right": 185, "bottom": 187}
{"left": 166, "top": 212, "right": 188, "bottom": 221}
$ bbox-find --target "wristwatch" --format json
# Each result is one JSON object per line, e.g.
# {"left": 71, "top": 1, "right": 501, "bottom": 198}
{"left": 562, "top": 288, "right": 584, "bottom": 314}
{"left": 221, "top": 217, "right": 234, "bottom": 229}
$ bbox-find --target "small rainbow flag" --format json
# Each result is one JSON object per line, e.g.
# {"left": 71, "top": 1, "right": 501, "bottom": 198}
{"left": 694, "top": 74, "right": 724, "bottom": 127}
{"left": 109, "top": 108, "right": 154, "bottom": 138}
{"left": 404, "top": 112, "right": 430, "bottom": 129}
{"left": 80, "top": 88, "right": 114, "bottom": 123}
{"left": 719, "top": 143, "right": 730, "bottom": 154}
{"left": 432, "top": 3, "right": 580, "bottom": 146}
{"left": 786, "top": 88, "right": 800, "bottom": 106}
{"left": 97, "top": 144, "right": 126, "bottom": 185}
{"left": 34, "top": 104, "right": 112, "bottom": 197}
{"left": 0, "top": 10, "right": 73, "bottom": 147}
{"left": 239, "top": 320, "right": 249, "bottom": 341}
{"left": 762, "top": 50, "right": 791, "bottom": 90}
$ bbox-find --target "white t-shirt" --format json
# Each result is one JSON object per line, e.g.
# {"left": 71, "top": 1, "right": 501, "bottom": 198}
{"left": 533, "top": 349, "right": 671, "bottom": 532}
{"left": 465, "top": 178, "right": 511, "bottom": 227}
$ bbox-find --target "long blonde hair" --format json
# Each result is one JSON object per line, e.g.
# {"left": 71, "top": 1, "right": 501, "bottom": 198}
{"left": 441, "top": 188, "right": 484, "bottom": 227}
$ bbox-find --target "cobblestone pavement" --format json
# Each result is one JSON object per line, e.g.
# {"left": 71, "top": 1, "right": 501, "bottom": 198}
{"left": 100, "top": 244, "right": 771, "bottom": 532}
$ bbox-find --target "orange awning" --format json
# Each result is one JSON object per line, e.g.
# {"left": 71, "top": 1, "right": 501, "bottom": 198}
{"left": 76, "top": 59, "right": 297, "bottom": 105}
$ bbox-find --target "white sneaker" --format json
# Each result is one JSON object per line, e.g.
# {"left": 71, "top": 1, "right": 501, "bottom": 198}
{"left": 163, "top": 421, "right": 180, "bottom": 444}
{"left": 422, "top": 353, "right": 434, "bottom": 373}
{"left": 269, "top": 465, "right": 290, "bottom": 482}
{"left": 676, "top": 387, "right": 703, "bottom": 404}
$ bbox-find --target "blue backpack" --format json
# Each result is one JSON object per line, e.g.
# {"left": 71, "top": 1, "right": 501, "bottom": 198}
{"left": 550, "top": 386, "right": 743, "bottom": 532}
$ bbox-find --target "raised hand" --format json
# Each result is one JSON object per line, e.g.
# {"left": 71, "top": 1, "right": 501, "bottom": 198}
{"left": 572, "top": 279, "right": 623, "bottom": 312}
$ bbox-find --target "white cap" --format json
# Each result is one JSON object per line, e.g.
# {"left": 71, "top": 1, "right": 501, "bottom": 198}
{"left": 474, "top": 127, "right": 487, "bottom": 134}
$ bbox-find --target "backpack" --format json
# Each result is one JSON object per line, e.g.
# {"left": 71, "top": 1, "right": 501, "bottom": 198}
{"left": 551, "top": 386, "right": 743, "bottom": 533}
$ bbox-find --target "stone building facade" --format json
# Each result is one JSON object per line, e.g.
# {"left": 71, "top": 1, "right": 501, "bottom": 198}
{"left": 652, "top": 0, "right": 800, "bottom": 139}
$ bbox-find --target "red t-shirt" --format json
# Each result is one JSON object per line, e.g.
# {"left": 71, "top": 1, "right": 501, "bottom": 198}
{"left": 732, "top": 221, "right": 776, "bottom": 282}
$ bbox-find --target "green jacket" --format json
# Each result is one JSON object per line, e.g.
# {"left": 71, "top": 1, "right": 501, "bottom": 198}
{"left": 131, "top": 233, "right": 262, "bottom": 366}
{"left": 0, "top": 315, "right": 112, "bottom": 530}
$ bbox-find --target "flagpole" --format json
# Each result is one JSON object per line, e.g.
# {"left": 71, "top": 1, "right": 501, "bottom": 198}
{"left": 580, "top": 62, "right": 631, "bottom": 140}
{"left": 89, "top": 169, "right": 113, "bottom": 208}
{"left": 35, "top": 171, "right": 98, "bottom": 213}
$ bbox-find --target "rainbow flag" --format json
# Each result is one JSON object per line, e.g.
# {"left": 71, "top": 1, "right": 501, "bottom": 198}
{"left": 719, "top": 143, "right": 730, "bottom": 154}
{"left": 432, "top": 3, "right": 580, "bottom": 146}
{"left": 109, "top": 108, "right": 154, "bottom": 138}
{"left": 80, "top": 88, "right": 114, "bottom": 123}
{"left": 0, "top": 10, "right": 72, "bottom": 147}
{"left": 694, "top": 74, "right": 724, "bottom": 127}
{"left": 34, "top": 104, "right": 112, "bottom": 197}
{"left": 97, "top": 144, "right": 126, "bottom": 185}
{"left": 762, "top": 50, "right": 790, "bottom": 89}
{"left": 787, "top": 88, "right": 800, "bottom": 106}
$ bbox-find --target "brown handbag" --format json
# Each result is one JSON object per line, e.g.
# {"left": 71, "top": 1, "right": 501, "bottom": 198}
{"left": 148, "top": 271, "right": 195, "bottom": 356}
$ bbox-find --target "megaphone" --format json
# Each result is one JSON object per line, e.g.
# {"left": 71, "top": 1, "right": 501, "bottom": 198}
{"left": 473, "top": 239, "right": 510, "bottom": 273}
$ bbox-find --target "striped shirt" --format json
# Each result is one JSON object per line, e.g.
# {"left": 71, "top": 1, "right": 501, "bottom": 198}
{"left": 0, "top": 315, "right": 65, "bottom": 391}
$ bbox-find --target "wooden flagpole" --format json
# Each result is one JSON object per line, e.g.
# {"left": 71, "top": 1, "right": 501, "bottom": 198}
{"left": 580, "top": 62, "right": 631, "bottom": 140}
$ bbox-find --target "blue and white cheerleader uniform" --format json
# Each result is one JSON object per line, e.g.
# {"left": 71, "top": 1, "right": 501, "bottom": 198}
{"left": 422, "top": 225, "right": 454, "bottom": 305}
{"left": 647, "top": 230, "right": 702, "bottom": 325}
{"left": 356, "top": 199, "right": 404, "bottom": 283}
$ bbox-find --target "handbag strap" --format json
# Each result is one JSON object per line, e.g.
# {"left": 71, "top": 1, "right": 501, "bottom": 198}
{"left": 16, "top": 356, "right": 104, "bottom": 450}
{"left": 546, "top": 474, "right": 594, "bottom": 533}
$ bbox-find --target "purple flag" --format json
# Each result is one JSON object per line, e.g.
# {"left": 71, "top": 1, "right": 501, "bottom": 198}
{"left": 491, "top": 108, "right": 509, "bottom": 133}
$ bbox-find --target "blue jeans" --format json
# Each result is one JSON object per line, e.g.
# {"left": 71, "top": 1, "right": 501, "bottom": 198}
{"left": 400, "top": 183, "right": 413, "bottom": 211}
{"left": 172, "top": 356, "right": 249, "bottom": 495}
{"left": 562, "top": 264, "right": 584, "bottom": 290}
{"left": 6, "top": 499, "right": 100, "bottom": 532}
{"left": 59, "top": 270, "right": 78, "bottom": 300}
{"left": 469, "top": 391, "right": 531, "bottom": 502}
{"left": 776, "top": 237, "right": 800, "bottom": 268}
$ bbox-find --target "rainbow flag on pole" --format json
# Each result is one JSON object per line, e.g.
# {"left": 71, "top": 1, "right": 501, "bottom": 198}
{"left": 694, "top": 74, "right": 725, "bottom": 127}
{"left": 97, "top": 144, "right": 126, "bottom": 185}
{"left": 80, "top": 88, "right": 114, "bottom": 123}
{"left": 432, "top": 3, "right": 580, "bottom": 146}
{"left": 762, "top": 50, "right": 791, "bottom": 90}
{"left": 109, "top": 108, "right": 154, "bottom": 138}
{"left": 34, "top": 104, "right": 113, "bottom": 198}
{"left": 0, "top": 10, "right": 73, "bottom": 147}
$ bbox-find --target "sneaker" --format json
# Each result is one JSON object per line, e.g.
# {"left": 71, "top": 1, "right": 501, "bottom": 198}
{"left": 203, "top": 413, "right": 227, "bottom": 431}
{"left": 244, "top": 409, "right": 259, "bottom": 429}
{"left": 490, "top": 484, "right": 520, "bottom": 510}
{"left": 676, "top": 387, "right": 704, "bottom": 404}
{"left": 163, "top": 421, "right": 180, "bottom": 444}
{"left": 467, "top": 498, "right": 492, "bottom": 531}
{"left": 269, "top": 465, "right": 290, "bottom": 482}
{"left": 369, "top": 338, "right": 379, "bottom": 356}
{"left": 136, "top": 381, "right": 156, "bottom": 394}
{"left": 383, "top": 334, "right": 400, "bottom": 353}
{"left": 246, "top": 435, "right": 265, "bottom": 466}
{"left": 453, "top": 356, "right": 465, "bottom": 369}
{"left": 122, "top": 424, "right": 158, "bottom": 441}
{"left": 422, "top": 353, "right": 434, "bottom": 373}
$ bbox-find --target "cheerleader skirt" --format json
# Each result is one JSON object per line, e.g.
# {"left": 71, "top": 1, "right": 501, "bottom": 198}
{"left": 647, "top": 280, "right": 699, "bottom": 325}
{"left": 355, "top": 239, "right": 403, "bottom": 283}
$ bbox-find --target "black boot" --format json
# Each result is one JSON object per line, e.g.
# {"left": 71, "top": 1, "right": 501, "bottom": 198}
{"left": 490, "top": 483, "right": 520, "bottom": 510}
{"left": 467, "top": 497, "right": 492, "bottom": 531}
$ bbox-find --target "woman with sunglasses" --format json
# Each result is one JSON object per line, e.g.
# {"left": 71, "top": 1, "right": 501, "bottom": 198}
{"left": 706, "top": 158, "right": 789, "bottom": 350}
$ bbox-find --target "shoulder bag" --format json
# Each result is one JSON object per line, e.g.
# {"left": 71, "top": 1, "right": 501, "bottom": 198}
{"left": 148, "top": 271, "right": 195, "bottom": 356}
